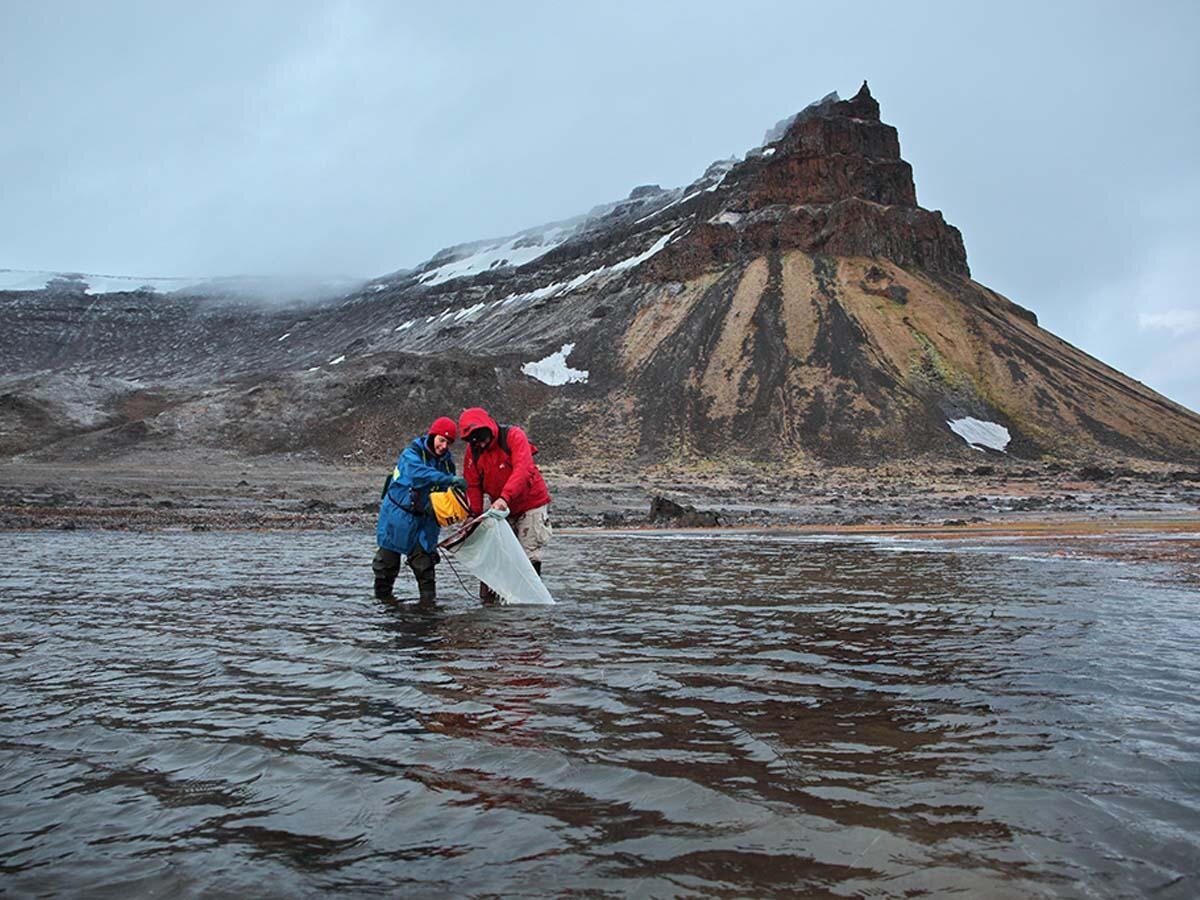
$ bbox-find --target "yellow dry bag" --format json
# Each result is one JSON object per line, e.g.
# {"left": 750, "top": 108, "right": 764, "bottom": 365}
{"left": 431, "top": 487, "right": 470, "bottom": 527}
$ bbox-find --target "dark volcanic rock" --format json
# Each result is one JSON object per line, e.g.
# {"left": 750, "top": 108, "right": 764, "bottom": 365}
{"left": 648, "top": 495, "right": 721, "bottom": 527}
{"left": 644, "top": 84, "right": 968, "bottom": 282}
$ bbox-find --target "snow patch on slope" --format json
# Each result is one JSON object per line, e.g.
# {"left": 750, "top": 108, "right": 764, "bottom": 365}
{"left": 521, "top": 343, "right": 588, "bottom": 385}
{"left": 948, "top": 417, "right": 1010, "bottom": 452}
{"left": 610, "top": 227, "right": 682, "bottom": 272}
{"left": 710, "top": 211, "right": 743, "bottom": 226}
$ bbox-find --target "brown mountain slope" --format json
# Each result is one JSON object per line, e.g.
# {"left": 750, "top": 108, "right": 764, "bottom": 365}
{"left": 556, "top": 250, "right": 1200, "bottom": 464}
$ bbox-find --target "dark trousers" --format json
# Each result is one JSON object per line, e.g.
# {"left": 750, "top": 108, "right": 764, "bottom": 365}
{"left": 373, "top": 546, "right": 437, "bottom": 602}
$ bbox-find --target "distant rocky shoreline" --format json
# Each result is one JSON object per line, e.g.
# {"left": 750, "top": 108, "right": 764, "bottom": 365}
{"left": 2, "top": 457, "right": 1196, "bottom": 534}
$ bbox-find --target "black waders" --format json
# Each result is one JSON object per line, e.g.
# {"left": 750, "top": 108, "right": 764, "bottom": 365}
{"left": 373, "top": 546, "right": 436, "bottom": 604}
{"left": 407, "top": 547, "right": 437, "bottom": 606}
{"left": 372, "top": 547, "right": 402, "bottom": 600}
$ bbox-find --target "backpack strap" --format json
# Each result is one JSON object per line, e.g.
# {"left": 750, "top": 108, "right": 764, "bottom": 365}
{"left": 497, "top": 424, "right": 537, "bottom": 457}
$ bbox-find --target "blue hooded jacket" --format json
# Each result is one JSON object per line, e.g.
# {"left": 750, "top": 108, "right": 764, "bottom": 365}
{"left": 376, "top": 436, "right": 458, "bottom": 556}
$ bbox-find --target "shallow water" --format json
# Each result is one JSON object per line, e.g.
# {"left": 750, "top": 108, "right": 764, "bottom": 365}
{"left": 1, "top": 529, "right": 1198, "bottom": 897}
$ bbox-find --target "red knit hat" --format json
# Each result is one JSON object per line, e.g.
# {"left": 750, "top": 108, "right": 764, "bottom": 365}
{"left": 428, "top": 416, "right": 458, "bottom": 442}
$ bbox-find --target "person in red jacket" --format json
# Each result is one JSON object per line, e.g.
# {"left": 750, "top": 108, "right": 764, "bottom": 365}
{"left": 458, "top": 407, "right": 552, "bottom": 601}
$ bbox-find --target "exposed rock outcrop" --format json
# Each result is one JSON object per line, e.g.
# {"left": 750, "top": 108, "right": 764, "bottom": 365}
{"left": 645, "top": 83, "right": 968, "bottom": 281}
{"left": 648, "top": 495, "right": 721, "bottom": 527}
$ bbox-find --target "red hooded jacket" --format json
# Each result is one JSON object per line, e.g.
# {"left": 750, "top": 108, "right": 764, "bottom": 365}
{"left": 459, "top": 407, "right": 551, "bottom": 517}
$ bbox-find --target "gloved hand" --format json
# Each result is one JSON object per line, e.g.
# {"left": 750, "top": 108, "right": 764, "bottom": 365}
{"left": 450, "top": 475, "right": 467, "bottom": 491}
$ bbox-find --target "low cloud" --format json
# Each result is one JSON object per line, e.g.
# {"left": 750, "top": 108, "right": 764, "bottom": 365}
{"left": 1138, "top": 309, "right": 1200, "bottom": 336}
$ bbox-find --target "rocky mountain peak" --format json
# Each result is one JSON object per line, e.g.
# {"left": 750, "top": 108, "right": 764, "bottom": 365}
{"left": 645, "top": 84, "right": 966, "bottom": 281}
{"left": 767, "top": 79, "right": 911, "bottom": 205}
{"left": 837, "top": 79, "right": 881, "bottom": 119}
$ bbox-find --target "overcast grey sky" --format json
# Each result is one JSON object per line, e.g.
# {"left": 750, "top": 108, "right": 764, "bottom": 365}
{"left": 2, "top": 1, "right": 1198, "bottom": 411}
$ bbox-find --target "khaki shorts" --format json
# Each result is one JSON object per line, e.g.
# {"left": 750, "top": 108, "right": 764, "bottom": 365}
{"left": 510, "top": 504, "right": 551, "bottom": 562}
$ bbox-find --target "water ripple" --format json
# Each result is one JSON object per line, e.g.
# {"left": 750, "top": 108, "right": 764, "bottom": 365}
{"left": 1, "top": 529, "right": 1197, "bottom": 896}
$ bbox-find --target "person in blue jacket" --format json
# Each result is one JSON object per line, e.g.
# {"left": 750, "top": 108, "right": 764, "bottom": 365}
{"left": 372, "top": 416, "right": 466, "bottom": 604}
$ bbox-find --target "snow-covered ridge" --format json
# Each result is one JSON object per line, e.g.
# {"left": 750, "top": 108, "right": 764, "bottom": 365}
{"left": 366, "top": 90, "right": 850, "bottom": 295}
{"left": 332, "top": 226, "right": 689, "bottom": 364}
{"left": 494, "top": 225, "right": 686, "bottom": 308}
{"left": 0, "top": 269, "right": 210, "bottom": 295}
{"left": 404, "top": 184, "right": 686, "bottom": 292}
{"left": 0, "top": 269, "right": 364, "bottom": 301}
{"left": 417, "top": 227, "right": 573, "bottom": 287}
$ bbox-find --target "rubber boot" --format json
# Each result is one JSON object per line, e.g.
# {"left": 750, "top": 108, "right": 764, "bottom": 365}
{"left": 408, "top": 548, "right": 437, "bottom": 606}
{"left": 372, "top": 547, "right": 402, "bottom": 601}
{"left": 416, "top": 572, "right": 436, "bottom": 606}
{"left": 532, "top": 560, "right": 542, "bottom": 577}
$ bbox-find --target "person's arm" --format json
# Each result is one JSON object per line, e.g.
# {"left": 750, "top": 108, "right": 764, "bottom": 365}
{"left": 464, "top": 449, "right": 485, "bottom": 516}
{"left": 398, "top": 446, "right": 457, "bottom": 491}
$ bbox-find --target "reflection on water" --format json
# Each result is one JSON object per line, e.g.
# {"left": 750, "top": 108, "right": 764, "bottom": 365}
{"left": 1, "top": 529, "right": 1197, "bottom": 897}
